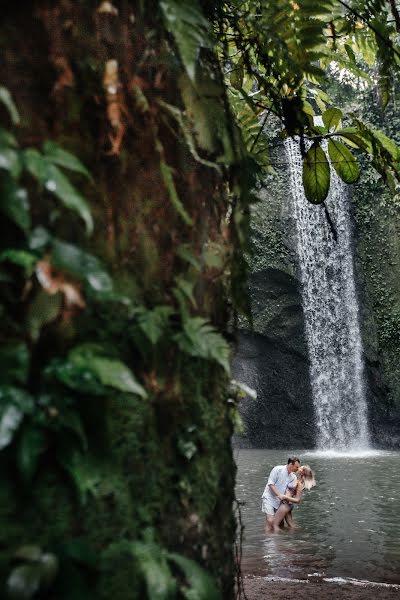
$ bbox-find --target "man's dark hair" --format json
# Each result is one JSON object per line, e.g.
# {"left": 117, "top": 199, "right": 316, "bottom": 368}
{"left": 288, "top": 456, "right": 300, "bottom": 465}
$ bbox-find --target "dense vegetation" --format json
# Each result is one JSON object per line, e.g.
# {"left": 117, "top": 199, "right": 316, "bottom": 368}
{"left": 1, "top": 1, "right": 400, "bottom": 598}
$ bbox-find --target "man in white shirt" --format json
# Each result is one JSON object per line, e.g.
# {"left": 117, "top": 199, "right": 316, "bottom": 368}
{"left": 261, "top": 456, "right": 300, "bottom": 531}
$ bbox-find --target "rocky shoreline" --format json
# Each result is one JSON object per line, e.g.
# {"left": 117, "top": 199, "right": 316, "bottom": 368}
{"left": 243, "top": 575, "right": 400, "bottom": 599}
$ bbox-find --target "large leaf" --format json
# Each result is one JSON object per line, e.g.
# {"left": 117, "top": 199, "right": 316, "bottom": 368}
{"left": 167, "top": 553, "right": 222, "bottom": 600}
{"left": 69, "top": 345, "right": 148, "bottom": 398}
{"left": 322, "top": 107, "right": 342, "bottom": 131}
{"left": 17, "top": 426, "right": 46, "bottom": 483}
{"left": 23, "top": 150, "right": 93, "bottom": 234}
{"left": 0, "top": 249, "right": 37, "bottom": 275}
{"left": 173, "top": 317, "right": 230, "bottom": 373}
{"left": 0, "top": 85, "right": 20, "bottom": 125}
{"left": 45, "top": 163, "right": 93, "bottom": 234}
{"left": 0, "top": 405, "right": 23, "bottom": 450}
{"left": 131, "top": 540, "right": 177, "bottom": 600}
{"left": 7, "top": 564, "right": 41, "bottom": 600}
{"left": 302, "top": 142, "right": 330, "bottom": 204}
{"left": 0, "top": 146, "right": 22, "bottom": 177}
{"left": 0, "top": 175, "right": 30, "bottom": 232}
{"left": 26, "top": 290, "right": 63, "bottom": 341}
{"left": 46, "top": 361, "right": 107, "bottom": 396}
{"left": 51, "top": 239, "right": 113, "bottom": 295}
{"left": 160, "top": 0, "right": 212, "bottom": 82}
{"left": 43, "top": 141, "right": 92, "bottom": 180}
{"left": 328, "top": 139, "right": 360, "bottom": 184}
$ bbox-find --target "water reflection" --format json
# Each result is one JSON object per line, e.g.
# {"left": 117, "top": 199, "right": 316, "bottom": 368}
{"left": 236, "top": 449, "right": 400, "bottom": 583}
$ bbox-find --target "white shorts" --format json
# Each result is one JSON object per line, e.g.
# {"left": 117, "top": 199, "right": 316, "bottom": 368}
{"left": 261, "top": 498, "right": 277, "bottom": 515}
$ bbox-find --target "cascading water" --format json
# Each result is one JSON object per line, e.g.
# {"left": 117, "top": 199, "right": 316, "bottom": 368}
{"left": 285, "top": 138, "right": 370, "bottom": 451}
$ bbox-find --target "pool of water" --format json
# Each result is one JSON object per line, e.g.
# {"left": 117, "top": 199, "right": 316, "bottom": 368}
{"left": 235, "top": 448, "right": 400, "bottom": 583}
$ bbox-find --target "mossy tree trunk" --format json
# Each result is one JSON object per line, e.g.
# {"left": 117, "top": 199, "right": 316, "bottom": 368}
{"left": 0, "top": 1, "right": 239, "bottom": 598}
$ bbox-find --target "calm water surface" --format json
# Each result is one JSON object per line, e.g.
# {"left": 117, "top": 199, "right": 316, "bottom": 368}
{"left": 235, "top": 449, "right": 400, "bottom": 583}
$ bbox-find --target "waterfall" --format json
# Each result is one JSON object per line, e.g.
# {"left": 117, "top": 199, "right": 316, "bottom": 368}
{"left": 285, "top": 139, "right": 370, "bottom": 450}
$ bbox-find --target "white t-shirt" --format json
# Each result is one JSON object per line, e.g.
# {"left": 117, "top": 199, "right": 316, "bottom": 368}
{"left": 261, "top": 465, "right": 297, "bottom": 509}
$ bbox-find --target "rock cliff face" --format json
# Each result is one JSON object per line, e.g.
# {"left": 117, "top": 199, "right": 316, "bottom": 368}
{"left": 232, "top": 271, "right": 314, "bottom": 449}
{"left": 232, "top": 166, "right": 316, "bottom": 449}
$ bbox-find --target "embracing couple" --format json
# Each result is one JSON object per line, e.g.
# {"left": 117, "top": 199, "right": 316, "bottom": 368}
{"left": 262, "top": 456, "right": 316, "bottom": 533}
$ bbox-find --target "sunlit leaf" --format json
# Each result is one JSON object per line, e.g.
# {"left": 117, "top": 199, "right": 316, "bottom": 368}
{"left": 322, "top": 107, "right": 342, "bottom": 131}
{"left": 328, "top": 139, "right": 360, "bottom": 184}
{"left": 302, "top": 142, "right": 330, "bottom": 204}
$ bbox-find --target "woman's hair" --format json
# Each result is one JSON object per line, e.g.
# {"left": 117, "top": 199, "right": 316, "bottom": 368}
{"left": 301, "top": 465, "right": 316, "bottom": 490}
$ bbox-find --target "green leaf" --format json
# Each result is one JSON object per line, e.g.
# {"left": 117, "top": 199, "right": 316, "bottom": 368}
{"left": 43, "top": 141, "right": 92, "bottom": 180}
{"left": 328, "top": 139, "right": 360, "bottom": 184}
{"left": 0, "top": 249, "right": 37, "bottom": 275}
{"left": 17, "top": 426, "right": 46, "bottom": 483}
{"left": 0, "top": 385, "right": 34, "bottom": 414}
{"left": 174, "top": 317, "right": 230, "bottom": 373}
{"left": 0, "top": 146, "right": 22, "bottom": 177}
{"left": 51, "top": 239, "right": 113, "bottom": 294}
{"left": 26, "top": 290, "right": 63, "bottom": 341}
{"left": 336, "top": 129, "right": 371, "bottom": 151}
{"left": 131, "top": 540, "right": 177, "bottom": 600}
{"left": 167, "top": 553, "right": 222, "bottom": 600}
{"left": 0, "top": 86, "right": 20, "bottom": 125}
{"left": 137, "top": 306, "right": 174, "bottom": 345}
{"left": 159, "top": 157, "right": 192, "bottom": 225}
{"left": 28, "top": 226, "right": 51, "bottom": 252}
{"left": 7, "top": 564, "right": 41, "bottom": 600}
{"left": 23, "top": 148, "right": 49, "bottom": 182}
{"left": 0, "top": 175, "right": 30, "bottom": 231}
{"left": 372, "top": 129, "right": 400, "bottom": 160}
{"left": 176, "top": 245, "right": 201, "bottom": 270}
{"left": 0, "top": 405, "right": 23, "bottom": 450}
{"left": 57, "top": 448, "right": 101, "bottom": 504}
{"left": 322, "top": 107, "right": 342, "bottom": 131}
{"left": 90, "top": 357, "right": 147, "bottom": 397}
{"left": 160, "top": 0, "right": 212, "bottom": 82}
{"left": 0, "top": 342, "right": 29, "bottom": 386}
{"left": 45, "top": 163, "right": 93, "bottom": 234}
{"left": 69, "top": 345, "right": 148, "bottom": 398}
{"left": 302, "top": 142, "right": 330, "bottom": 204}
{"left": 23, "top": 150, "right": 93, "bottom": 234}
{"left": 230, "top": 64, "right": 244, "bottom": 90}
{"left": 46, "top": 361, "right": 106, "bottom": 396}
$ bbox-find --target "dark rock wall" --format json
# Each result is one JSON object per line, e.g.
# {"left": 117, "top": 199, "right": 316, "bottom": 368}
{"left": 232, "top": 154, "right": 316, "bottom": 449}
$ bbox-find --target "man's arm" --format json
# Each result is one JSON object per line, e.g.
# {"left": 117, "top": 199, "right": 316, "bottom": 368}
{"left": 268, "top": 483, "right": 284, "bottom": 501}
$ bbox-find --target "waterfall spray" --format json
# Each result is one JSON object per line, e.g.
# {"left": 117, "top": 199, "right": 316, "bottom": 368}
{"left": 285, "top": 138, "right": 370, "bottom": 450}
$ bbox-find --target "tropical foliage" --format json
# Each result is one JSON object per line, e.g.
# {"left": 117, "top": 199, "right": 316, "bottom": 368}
{"left": 214, "top": 0, "right": 400, "bottom": 203}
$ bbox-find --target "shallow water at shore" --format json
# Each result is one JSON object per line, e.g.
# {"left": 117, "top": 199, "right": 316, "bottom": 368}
{"left": 235, "top": 448, "right": 400, "bottom": 584}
